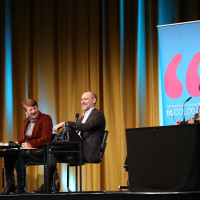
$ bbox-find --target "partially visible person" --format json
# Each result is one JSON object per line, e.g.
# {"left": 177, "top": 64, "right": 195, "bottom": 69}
{"left": 2, "top": 98, "right": 53, "bottom": 195}
{"left": 34, "top": 91, "right": 106, "bottom": 193}
{"left": 175, "top": 114, "right": 200, "bottom": 125}
{"left": 175, "top": 120, "right": 184, "bottom": 125}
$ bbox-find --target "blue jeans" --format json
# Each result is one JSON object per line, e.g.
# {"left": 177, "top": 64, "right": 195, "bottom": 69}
{"left": 4, "top": 150, "right": 30, "bottom": 185}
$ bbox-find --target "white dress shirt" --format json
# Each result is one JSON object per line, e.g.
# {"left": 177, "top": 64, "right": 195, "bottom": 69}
{"left": 78, "top": 107, "right": 95, "bottom": 137}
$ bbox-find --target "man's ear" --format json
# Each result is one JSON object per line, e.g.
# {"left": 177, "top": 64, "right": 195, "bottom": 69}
{"left": 92, "top": 98, "right": 97, "bottom": 105}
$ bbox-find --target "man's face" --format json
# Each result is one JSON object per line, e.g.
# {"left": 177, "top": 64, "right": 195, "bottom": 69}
{"left": 25, "top": 105, "right": 39, "bottom": 120}
{"left": 81, "top": 92, "right": 96, "bottom": 111}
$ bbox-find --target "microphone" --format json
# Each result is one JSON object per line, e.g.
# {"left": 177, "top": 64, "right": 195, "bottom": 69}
{"left": 75, "top": 113, "right": 79, "bottom": 122}
{"left": 184, "top": 96, "right": 192, "bottom": 103}
{"left": 181, "top": 96, "right": 192, "bottom": 124}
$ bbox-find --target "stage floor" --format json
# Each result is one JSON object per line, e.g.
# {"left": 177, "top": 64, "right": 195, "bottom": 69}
{"left": 1, "top": 190, "right": 200, "bottom": 200}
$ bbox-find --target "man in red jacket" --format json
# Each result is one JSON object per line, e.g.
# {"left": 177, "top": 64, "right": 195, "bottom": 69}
{"left": 2, "top": 98, "right": 53, "bottom": 195}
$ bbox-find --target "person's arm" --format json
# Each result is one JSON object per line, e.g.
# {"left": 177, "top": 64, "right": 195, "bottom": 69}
{"left": 18, "top": 119, "right": 28, "bottom": 144}
{"left": 17, "top": 136, "right": 24, "bottom": 144}
{"left": 186, "top": 118, "right": 194, "bottom": 124}
{"left": 53, "top": 122, "right": 65, "bottom": 132}
{"left": 175, "top": 118, "right": 195, "bottom": 125}
{"left": 67, "top": 111, "right": 105, "bottom": 131}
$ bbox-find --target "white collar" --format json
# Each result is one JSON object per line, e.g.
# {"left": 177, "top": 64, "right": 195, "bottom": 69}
{"left": 83, "top": 107, "right": 95, "bottom": 117}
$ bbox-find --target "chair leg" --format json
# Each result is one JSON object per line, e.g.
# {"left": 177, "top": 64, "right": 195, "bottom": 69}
{"left": 75, "top": 165, "right": 78, "bottom": 192}
{"left": 67, "top": 164, "right": 71, "bottom": 192}
{"left": 2, "top": 167, "right": 5, "bottom": 189}
{"left": 67, "top": 164, "right": 81, "bottom": 192}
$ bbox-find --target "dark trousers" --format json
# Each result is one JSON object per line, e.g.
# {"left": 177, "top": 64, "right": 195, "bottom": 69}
{"left": 4, "top": 150, "right": 30, "bottom": 185}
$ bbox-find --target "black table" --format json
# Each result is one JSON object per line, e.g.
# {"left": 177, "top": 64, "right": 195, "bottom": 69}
{"left": 126, "top": 124, "right": 200, "bottom": 192}
{"left": 44, "top": 141, "right": 82, "bottom": 193}
{"left": 0, "top": 144, "right": 21, "bottom": 189}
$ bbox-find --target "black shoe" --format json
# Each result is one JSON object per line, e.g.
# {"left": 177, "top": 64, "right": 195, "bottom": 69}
{"left": 51, "top": 181, "right": 60, "bottom": 193}
{"left": 31, "top": 184, "right": 44, "bottom": 194}
{"left": 1, "top": 184, "right": 15, "bottom": 195}
{"left": 31, "top": 184, "right": 58, "bottom": 194}
{"left": 13, "top": 184, "right": 25, "bottom": 194}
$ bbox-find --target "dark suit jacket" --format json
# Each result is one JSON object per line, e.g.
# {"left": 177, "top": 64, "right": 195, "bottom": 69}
{"left": 18, "top": 111, "right": 53, "bottom": 148}
{"left": 67, "top": 108, "right": 106, "bottom": 162}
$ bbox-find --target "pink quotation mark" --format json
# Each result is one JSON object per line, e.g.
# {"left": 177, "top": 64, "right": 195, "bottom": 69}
{"left": 186, "top": 51, "right": 200, "bottom": 97}
{"left": 164, "top": 52, "right": 200, "bottom": 98}
{"left": 164, "top": 54, "right": 183, "bottom": 99}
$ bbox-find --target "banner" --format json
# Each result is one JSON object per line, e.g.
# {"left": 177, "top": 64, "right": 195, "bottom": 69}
{"left": 158, "top": 21, "right": 200, "bottom": 125}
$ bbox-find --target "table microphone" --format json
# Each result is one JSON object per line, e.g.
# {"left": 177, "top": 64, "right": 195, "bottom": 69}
{"left": 180, "top": 96, "right": 192, "bottom": 124}
{"left": 75, "top": 113, "right": 79, "bottom": 122}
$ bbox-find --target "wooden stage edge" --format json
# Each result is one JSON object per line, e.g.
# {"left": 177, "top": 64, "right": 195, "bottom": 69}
{"left": 1, "top": 190, "right": 200, "bottom": 200}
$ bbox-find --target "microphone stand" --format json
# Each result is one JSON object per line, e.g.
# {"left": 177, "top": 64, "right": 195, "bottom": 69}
{"left": 62, "top": 122, "right": 69, "bottom": 141}
{"left": 180, "top": 96, "right": 192, "bottom": 125}
{"left": 180, "top": 101, "right": 188, "bottom": 125}
{"left": 62, "top": 113, "right": 79, "bottom": 141}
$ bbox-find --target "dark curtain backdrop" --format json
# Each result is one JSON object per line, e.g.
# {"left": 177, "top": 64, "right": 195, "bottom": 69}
{"left": 0, "top": 0, "right": 200, "bottom": 192}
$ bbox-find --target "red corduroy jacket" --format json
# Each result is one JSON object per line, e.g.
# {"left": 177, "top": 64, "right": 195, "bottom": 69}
{"left": 18, "top": 111, "right": 53, "bottom": 148}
